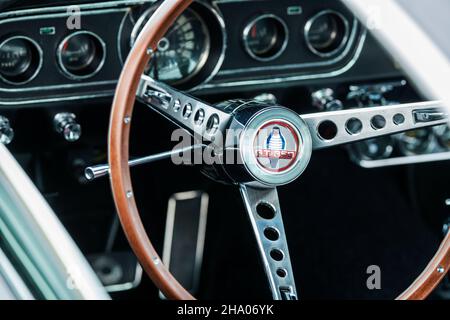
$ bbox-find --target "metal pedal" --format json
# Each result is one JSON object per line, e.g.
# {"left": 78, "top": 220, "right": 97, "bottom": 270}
{"left": 160, "top": 191, "right": 209, "bottom": 298}
{"left": 88, "top": 251, "right": 142, "bottom": 293}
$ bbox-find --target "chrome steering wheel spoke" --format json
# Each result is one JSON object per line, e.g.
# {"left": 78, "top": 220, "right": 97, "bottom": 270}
{"left": 240, "top": 184, "right": 298, "bottom": 300}
{"left": 301, "top": 100, "right": 448, "bottom": 149}
{"left": 138, "top": 75, "right": 232, "bottom": 143}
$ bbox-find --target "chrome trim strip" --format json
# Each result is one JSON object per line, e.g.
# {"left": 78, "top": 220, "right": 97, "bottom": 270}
{"left": 0, "top": 248, "right": 34, "bottom": 300}
{"left": 0, "top": 0, "right": 152, "bottom": 19}
{"left": 0, "top": 92, "right": 114, "bottom": 106}
{"left": 0, "top": 80, "right": 117, "bottom": 94}
{"left": 56, "top": 31, "right": 107, "bottom": 81}
{"left": 357, "top": 151, "right": 450, "bottom": 168}
{"left": 0, "top": 36, "right": 43, "bottom": 86}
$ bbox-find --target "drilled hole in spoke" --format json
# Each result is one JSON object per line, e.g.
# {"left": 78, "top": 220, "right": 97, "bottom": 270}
{"left": 270, "top": 249, "right": 284, "bottom": 261}
{"left": 182, "top": 104, "right": 192, "bottom": 119}
{"left": 276, "top": 268, "right": 287, "bottom": 278}
{"left": 194, "top": 109, "right": 205, "bottom": 126}
{"left": 393, "top": 113, "right": 405, "bottom": 125}
{"left": 371, "top": 115, "right": 386, "bottom": 130}
{"left": 173, "top": 99, "right": 181, "bottom": 112}
{"left": 206, "top": 114, "right": 220, "bottom": 135}
{"left": 264, "top": 227, "right": 280, "bottom": 241}
{"left": 256, "top": 202, "right": 276, "bottom": 219}
{"left": 345, "top": 118, "right": 363, "bottom": 135}
{"left": 317, "top": 120, "right": 338, "bottom": 140}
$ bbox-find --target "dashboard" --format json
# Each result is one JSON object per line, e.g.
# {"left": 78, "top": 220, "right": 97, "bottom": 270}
{"left": 0, "top": 0, "right": 448, "bottom": 300}
{"left": 0, "top": 0, "right": 368, "bottom": 105}
{"left": 0, "top": 0, "right": 447, "bottom": 167}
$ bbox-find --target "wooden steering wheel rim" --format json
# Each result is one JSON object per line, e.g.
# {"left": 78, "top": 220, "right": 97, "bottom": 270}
{"left": 108, "top": 0, "right": 449, "bottom": 300}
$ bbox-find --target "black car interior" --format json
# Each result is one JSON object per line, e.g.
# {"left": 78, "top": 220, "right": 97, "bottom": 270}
{"left": 0, "top": 0, "right": 448, "bottom": 299}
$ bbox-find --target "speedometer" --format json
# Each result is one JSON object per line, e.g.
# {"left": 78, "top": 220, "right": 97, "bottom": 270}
{"left": 130, "top": 7, "right": 210, "bottom": 84}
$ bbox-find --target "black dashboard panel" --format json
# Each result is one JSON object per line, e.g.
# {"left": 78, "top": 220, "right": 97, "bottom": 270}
{"left": 208, "top": 0, "right": 364, "bottom": 88}
{"left": 0, "top": 0, "right": 392, "bottom": 106}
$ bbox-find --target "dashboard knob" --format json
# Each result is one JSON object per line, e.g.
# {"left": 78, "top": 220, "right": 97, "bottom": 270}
{"left": 54, "top": 112, "right": 81, "bottom": 142}
{"left": 253, "top": 93, "right": 278, "bottom": 104}
{"left": 0, "top": 116, "right": 14, "bottom": 145}
{"left": 311, "top": 88, "right": 343, "bottom": 111}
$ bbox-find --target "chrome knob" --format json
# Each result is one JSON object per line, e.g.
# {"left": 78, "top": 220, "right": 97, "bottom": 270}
{"left": 0, "top": 116, "right": 14, "bottom": 145}
{"left": 347, "top": 80, "right": 406, "bottom": 107}
{"left": 311, "top": 88, "right": 343, "bottom": 111}
{"left": 253, "top": 93, "right": 278, "bottom": 104}
{"left": 54, "top": 112, "right": 81, "bottom": 142}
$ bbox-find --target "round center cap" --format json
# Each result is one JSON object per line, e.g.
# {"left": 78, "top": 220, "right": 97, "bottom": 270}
{"left": 240, "top": 107, "right": 312, "bottom": 186}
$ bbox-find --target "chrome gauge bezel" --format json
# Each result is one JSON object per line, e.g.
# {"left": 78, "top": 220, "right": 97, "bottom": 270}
{"left": 57, "top": 30, "right": 107, "bottom": 80}
{"left": 304, "top": 10, "right": 350, "bottom": 58}
{"left": 0, "top": 35, "right": 43, "bottom": 86}
{"left": 130, "top": 6, "right": 211, "bottom": 86}
{"left": 242, "top": 14, "right": 289, "bottom": 62}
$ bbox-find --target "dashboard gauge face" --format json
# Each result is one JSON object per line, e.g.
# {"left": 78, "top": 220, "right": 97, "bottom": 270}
{"left": 131, "top": 7, "right": 210, "bottom": 84}
{"left": 305, "top": 10, "right": 349, "bottom": 57}
{"left": 397, "top": 129, "right": 434, "bottom": 155}
{"left": 58, "top": 31, "right": 105, "bottom": 79}
{"left": 243, "top": 15, "right": 288, "bottom": 61}
{"left": 0, "top": 36, "right": 42, "bottom": 84}
{"left": 354, "top": 137, "right": 394, "bottom": 160}
{"left": 433, "top": 125, "right": 450, "bottom": 149}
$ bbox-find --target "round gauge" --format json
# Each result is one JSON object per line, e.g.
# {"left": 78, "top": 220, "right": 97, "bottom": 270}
{"left": 57, "top": 31, "right": 106, "bottom": 79}
{"left": 397, "top": 129, "right": 434, "bottom": 155}
{"left": 130, "top": 7, "right": 210, "bottom": 84}
{"left": 0, "top": 36, "right": 42, "bottom": 85}
{"left": 305, "top": 10, "right": 349, "bottom": 57}
{"left": 353, "top": 137, "right": 394, "bottom": 160}
{"left": 433, "top": 125, "right": 450, "bottom": 149}
{"left": 243, "top": 14, "right": 288, "bottom": 61}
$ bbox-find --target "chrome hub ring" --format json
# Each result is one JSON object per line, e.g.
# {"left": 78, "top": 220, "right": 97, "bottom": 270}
{"left": 240, "top": 107, "right": 312, "bottom": 186}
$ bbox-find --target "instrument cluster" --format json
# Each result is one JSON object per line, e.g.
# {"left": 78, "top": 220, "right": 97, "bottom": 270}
{"left": 0, "top": 0, "right": 365, "bottom": 106}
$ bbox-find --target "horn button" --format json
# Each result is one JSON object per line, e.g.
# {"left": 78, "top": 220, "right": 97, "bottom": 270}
{"left": 236, "top": 106, "right": 312, "bottom": 187}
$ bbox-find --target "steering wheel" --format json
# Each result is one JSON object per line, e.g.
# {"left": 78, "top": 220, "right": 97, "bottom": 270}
{"left": 108, "top": 0, "right": 449, "bottom": 300}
